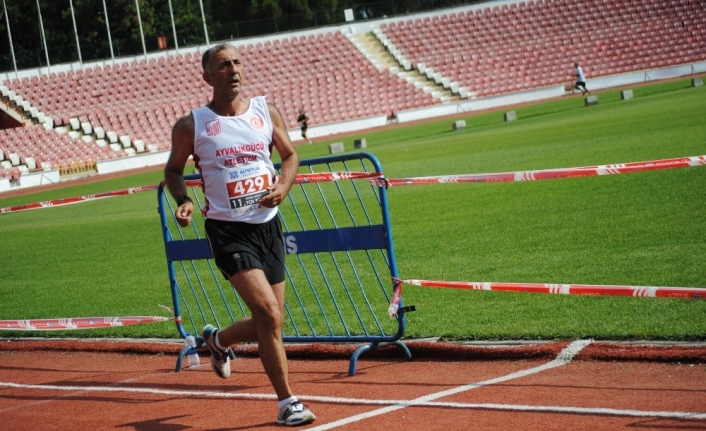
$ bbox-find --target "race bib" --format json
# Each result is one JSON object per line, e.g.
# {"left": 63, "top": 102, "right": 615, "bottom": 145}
{"left": 223, "top": 163, "right": 272, "bottom": 216}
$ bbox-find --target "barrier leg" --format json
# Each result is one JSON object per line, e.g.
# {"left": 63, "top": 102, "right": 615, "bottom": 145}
{"left": 175, "top": 346, "right": 188, "bottom": 372}
{"left": 348, "top": 340, "right": 413, "bottom": 376}
{"left": 393, "top": 340, "right": 413, "bottom": 360}
{"left": 349, "top": 342, "right": 378, "bottom": 376}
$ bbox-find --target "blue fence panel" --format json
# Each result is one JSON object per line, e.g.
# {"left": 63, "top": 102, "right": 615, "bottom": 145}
{"left": 157, "top": 152, "right": 412, "bottom": 375}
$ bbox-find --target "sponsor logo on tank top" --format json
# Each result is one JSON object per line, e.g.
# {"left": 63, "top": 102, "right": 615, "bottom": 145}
{"left": 206, "top": 119, "right": 221, "bottom": 136}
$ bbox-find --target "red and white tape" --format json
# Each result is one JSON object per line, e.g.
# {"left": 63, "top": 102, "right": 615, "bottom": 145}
{"left": 293, "top": 171, "right": 383, "bottom": 184}
{"left": 400, "top": 279, "right": 706, "bottom": 299}
{"left": 3, "top": 155, "right": 704, "bottom": 213}
{"left": 0, "top": 316, "right": 171, "bottom": 331}
{"left": 381, "top": 155, "right": 706, "bottom": 186}
{"left": 2, "top": 172, "right": 384, "bottom": 214}
{"left": 0, "top": 185, "right": 158, "bottom": 214}
{"left": 186, "top": 171, "right": 383, "bottom": 188}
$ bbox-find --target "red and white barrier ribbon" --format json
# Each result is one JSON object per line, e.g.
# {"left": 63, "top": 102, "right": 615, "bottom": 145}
{"left": 0, "top": 186, "right": 158, "bottom": 214}
{"left": 400, "top": 279, "right": 706, "bottom": 299}
{"left": 293, "top": 171, "right": 383, "bottom": 184}
{"left": 0, "top": 316, "right": 171, "bottom": 331}
{"left": 186, "top": 172, "right": 384, "bottom": 188}
{"left": 381, "top": 155, "right": 706, "bottom": 186}
{"left": 1, "top": 172, "right": 383, "bottom": 214}
{"left": 388, "top": 278, "right": 404, "bottom": 317}
{"left": 4, "top": 154, "right": 704, "bottom": 213}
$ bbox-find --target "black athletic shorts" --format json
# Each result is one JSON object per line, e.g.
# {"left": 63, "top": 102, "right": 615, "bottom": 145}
{"left": 204, "top": 216, "right": 285, "bottom": 284}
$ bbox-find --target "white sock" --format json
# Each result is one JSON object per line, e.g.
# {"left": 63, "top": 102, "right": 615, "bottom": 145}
{"left": 278, "top": 396, "right": 298, "bottom": 411}
{"left": 214, "top": 332, "right": 227, "bottom": 351}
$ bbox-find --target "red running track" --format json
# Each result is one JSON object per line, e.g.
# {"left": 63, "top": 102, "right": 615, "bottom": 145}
{"left": 0, "top": 339, "right": 705, "bottom": 430}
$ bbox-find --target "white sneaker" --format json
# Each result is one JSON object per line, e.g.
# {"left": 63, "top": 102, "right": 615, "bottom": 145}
{"left": 202, "top": 324, "right": 231, "bottom": 379}
{"left": 276, "top": 401, "right": 316, "bottom": 426}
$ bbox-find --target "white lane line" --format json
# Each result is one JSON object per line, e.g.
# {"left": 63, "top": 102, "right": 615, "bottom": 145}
{"left": 0, "top": 371, "right": 170, "bottom": 414}
{"left": 304, "top": 339, "right": 594, "bottom": 430}
{"left": 1, "top": 339, "right": 704, "bottom": 423}
{"left": 0, "top": 380, "right": 277, "bottom": 401}
{"left": 0, "top": 380, "right": 704, "bottom": 420}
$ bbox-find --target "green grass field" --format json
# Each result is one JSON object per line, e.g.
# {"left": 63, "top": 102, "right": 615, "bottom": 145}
{"left": 1, "top": 79, "right": 705, "bottom": 341}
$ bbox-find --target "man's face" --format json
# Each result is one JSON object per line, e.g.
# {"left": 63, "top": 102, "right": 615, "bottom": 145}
{"left": 203, "top": 46, "right": 245, "bottom": 94}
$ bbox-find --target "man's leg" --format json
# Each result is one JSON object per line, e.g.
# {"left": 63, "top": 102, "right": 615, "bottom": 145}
{"left": 219, "top": 268, "right": 292, "bottom": 400}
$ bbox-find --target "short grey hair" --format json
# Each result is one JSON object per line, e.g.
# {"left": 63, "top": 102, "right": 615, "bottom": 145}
{"left": 201, "top": 43, "right": 239, "bottom": 73}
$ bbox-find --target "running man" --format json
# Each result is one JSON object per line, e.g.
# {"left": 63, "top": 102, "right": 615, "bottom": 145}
{"left": 574, "top": 62, "right": 591, "bottom": 95}
{"left": 164, "top": 42, "right": 316, "bottom": 427}
{"left": 297, "top": 107, "right": 312, "bottom": 144}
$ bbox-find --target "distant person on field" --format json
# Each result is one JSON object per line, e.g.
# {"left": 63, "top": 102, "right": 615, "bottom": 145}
{"left": 297, "top": 108, "right": 312, "bottom": 144}
{"left": 164, "top": 42, "right": 316, "bottom": 427}
{"left": 573, "top": 62, "right": 591, "bottom": 95}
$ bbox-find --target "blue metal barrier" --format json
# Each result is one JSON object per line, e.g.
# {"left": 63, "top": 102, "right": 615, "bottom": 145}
{"left": 157, "top": 152, "right": 412, "bottom": 375}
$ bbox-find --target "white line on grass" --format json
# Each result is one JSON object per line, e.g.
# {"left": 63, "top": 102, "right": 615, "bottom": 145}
{"left": 1, "top": 339, "right": 705, "bottom": 423}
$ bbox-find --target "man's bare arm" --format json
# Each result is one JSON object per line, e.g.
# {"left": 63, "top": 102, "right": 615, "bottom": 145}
{"left": 263, "top": 103, "right": 299, "bottom": 205}
{"left": 164, "top": 114, "right": 196, "bottom": 226}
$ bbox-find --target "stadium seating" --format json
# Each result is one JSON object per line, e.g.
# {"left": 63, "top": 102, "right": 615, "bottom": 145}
{"left": 237, "top": 32, "right": 436, "bottom": 127}
{"left": 378, "top": 0, "right": 705, "bottom": 98}
{"left": 1, "top": 0, "right": 704, "bottom": 185}
{"left": 0, "top": 122, "right": 128, "bottom": 175}
{"left": 1, "top": 30, "right": 436, "bottom": 180}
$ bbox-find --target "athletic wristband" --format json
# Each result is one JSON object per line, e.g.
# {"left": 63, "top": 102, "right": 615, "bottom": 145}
{"left": 177, "top": 195, "right": 192, "bottom": 206}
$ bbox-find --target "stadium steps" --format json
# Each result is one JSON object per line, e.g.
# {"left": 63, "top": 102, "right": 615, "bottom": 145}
{"left": 349, "top": 29, "right": 459, "bottom": 103}
{"left": 0, "top": 87, "right": 124, "bottom": 179}
{"left": 352, "top": 30, "right": 398, "bottom": 69}
{"left": 0, "top": 90, "right": 40, "bottom": 128}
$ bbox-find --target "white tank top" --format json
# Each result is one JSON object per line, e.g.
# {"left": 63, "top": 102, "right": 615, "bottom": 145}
{"left": 191, "top": 96, "right": 278, "bottom": 223}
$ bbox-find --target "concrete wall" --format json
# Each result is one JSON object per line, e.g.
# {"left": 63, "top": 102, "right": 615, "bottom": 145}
{"left": 0, "top": 169, "right": 60, "bottom": 193}
{"left": 586, "top": 62, "right": 706, "bottom": 92}
{"left": 288, "top": 113, "right": 389, "bottom": 142}
{"left": 96, "top": 150, "right": 171, "bottom": 175}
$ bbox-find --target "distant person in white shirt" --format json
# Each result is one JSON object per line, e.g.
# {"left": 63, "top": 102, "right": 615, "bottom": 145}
{"left": 574, "top": 62, "right": 591, "bottom": 95}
